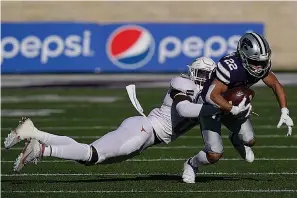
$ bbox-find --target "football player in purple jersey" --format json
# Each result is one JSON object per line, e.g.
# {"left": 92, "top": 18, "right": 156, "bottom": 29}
{"left": 182, "top": 32, "right": 294, "bottom": 183}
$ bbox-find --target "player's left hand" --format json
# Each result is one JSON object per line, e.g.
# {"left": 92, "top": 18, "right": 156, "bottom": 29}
{"left": 277, "top": 108, "right": 294, "bottom": 136}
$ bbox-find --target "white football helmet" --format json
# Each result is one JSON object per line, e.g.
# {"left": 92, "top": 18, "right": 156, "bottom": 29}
{"left": 188, "top": 57, "right": 217, "bottom": 89}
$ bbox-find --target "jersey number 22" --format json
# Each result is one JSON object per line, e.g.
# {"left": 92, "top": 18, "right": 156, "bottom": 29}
{"left": 224, "top": 59, "right": 238, "bottom": 71}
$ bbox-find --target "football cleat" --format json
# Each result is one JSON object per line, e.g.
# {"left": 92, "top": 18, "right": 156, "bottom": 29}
{"left": 13, "top": 139, "right": 44, "bottom": 172}
{"left": 182, "top": 158, "right": 198, "bottom": 184}
{"left": 244, "top": 145, "right": 255, "bottom": 163}
{"left": 4, "top": 117, "right": 36, "bottom": 149}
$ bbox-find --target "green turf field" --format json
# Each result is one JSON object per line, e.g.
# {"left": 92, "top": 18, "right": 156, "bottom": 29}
{"left": 1, "top": 86, "right": 297, "bottom": 198}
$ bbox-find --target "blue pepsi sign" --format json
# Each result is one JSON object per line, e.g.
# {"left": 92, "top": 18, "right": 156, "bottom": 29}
{"left": 101, "top": 23, "right": 264, "bottom": 72}
{"left": 1, "top": 22, "right": 101, "bottom": 73}
{"left": 1, "top": 22, "right": 264, "bottom": 73}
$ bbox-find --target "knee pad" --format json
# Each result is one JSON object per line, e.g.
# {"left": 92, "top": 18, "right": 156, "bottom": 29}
{"left": 206, "top": 152, "right": 223, "bottom": 164}
{"left": 204, "top": 143, "right": 224, "bottom": 154}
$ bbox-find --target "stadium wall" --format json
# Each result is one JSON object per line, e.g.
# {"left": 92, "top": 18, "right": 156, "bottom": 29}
{"left": 2, "top": 1, "right": 297, "bottom": 70}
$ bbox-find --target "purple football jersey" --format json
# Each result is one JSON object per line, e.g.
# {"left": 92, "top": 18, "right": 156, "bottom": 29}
{"left": 201, "top": 52, "right": 270, "bottom": 102}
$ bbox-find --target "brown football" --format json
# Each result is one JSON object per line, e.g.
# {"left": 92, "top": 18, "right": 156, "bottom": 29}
{"left": 222, "top": 87, "right": 255, "bottom": 106}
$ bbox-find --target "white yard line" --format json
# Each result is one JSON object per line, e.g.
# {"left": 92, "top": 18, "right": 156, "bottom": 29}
{"left": 2, "top": 190, "right": 297, "bottom": 193}
{"left": 2, "top": 172, "right": 297, "bottom": 177}
{"left": 1, "top": 126, "right": 117, "bottom": 131}
{"left": 1, "top": 135, "right": 296, "bottom": 140}
{"left": 178, "top": 135, "right": 297, "bottom": 139}
{"left": 150, "top": 145, "right": 297, "bottom": 149}
{"left": 3, "top": 116, "right": 295, "bottom": 122}
{"left": 2, "top": 158, "right": 297, "bottom": 163}
{"left": 1, "top": 118, "right": 112, "bottom": 122}
{"left": 2, "top": 145, "right": 297, "bottom": 151}
{"left": 2, "top": 125, "right": 296, "bottom": 131}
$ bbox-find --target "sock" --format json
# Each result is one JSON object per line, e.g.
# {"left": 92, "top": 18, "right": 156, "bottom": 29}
{"left": 43, "top": 143, "right": 91, "bottom": 161}
{"left": 190, "top": 150, "right": 210, "bottom": 168}
{"left": 32, "top": 128, "right": 78, "bottom": 146}
{"left": 230, "top": 133, "right": 246, "bottom": 159}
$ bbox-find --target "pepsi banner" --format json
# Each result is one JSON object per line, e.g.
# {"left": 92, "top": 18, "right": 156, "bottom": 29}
{"left": 1, "top": 22, "right": 264, "bottom": 73}
{"left": 1, "top": 23, "right": 101, "bottom": 73}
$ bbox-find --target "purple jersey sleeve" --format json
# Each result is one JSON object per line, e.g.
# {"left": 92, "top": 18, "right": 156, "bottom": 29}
{"left": 215, "top": 56, "right": 234, "bottom": 85}
{"left": 216, "top": 54, "right": 249, "bottom": 86}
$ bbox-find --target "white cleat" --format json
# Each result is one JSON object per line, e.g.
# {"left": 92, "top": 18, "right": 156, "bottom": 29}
{"left": 14, "top": 139, "right": 44, "bottom": 172}
{"left": 182, "top": 158, "right": 198, "bottom": 184}
{"left": 4, "top": 117, "right": 37, "bottom": 149}
{"left": 244, "top": 146, "right": 255, "bottom": 163}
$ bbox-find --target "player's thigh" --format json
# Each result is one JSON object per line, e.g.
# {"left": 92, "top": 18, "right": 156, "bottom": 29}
{"left": 222, "top": 116, "right": 254, "bottom": 143}
{"left": 118, "top": 116, "right": 156, "bottom": 151}
{"left": 91, "top": 116, "right": 155, "bottom": 157}
{"left": 200, "top": 116, "right": 223, "bottom": 154}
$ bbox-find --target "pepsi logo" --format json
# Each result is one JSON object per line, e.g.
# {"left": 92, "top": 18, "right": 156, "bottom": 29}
{"left": 107, "top": 25, "right": 155, "bottom": 69}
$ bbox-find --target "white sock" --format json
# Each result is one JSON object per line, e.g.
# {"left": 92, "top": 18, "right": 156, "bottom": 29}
{"left": 32, "top": 129, "right": 78, "bottom": 146}
{"left": 43, "top": 143, "right": 91, "bottom": 161}
{"left": 190, "top": 150, "right": 210, "bottom": 168}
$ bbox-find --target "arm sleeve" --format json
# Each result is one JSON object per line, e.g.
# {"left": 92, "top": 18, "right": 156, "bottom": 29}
{"left": 176, "top": 100, "right": 202, "bottom": 118}
{"left": 176, "top": 101, "right": 220, "bottom": 118}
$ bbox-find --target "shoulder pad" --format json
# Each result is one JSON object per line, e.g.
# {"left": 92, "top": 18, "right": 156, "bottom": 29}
{"left": 170, "top": 76, "right": 196, "bottom": 93}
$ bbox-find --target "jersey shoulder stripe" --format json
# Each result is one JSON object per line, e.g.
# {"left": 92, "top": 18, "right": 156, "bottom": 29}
{"left": 215, "top": 56, "right": 234, "bottom": 85}
{"left": 217, "top": 62, "right": 231, "bottom": 78}
{"left": 216, "top": 68, "right": 230, "bottom": 84}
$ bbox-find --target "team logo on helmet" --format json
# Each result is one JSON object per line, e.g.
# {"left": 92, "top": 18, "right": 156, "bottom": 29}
{"left": 106, "top": 25, "right": 155, "bottom": 69}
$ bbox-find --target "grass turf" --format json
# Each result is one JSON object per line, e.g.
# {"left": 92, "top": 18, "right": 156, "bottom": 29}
{"left": 1, "top": 86, "right": 297, "bottom": 198}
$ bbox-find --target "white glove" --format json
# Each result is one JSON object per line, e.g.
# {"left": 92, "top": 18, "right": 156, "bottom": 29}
{"left": 277, "top": 108, "right": 294, "bottom": 136}
{"left": 230, "top": 97, "right": 251, "bottom": 118}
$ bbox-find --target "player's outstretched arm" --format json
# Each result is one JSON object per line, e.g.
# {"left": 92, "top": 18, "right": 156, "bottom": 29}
{"left": 263, "top": 72, "right": 294, "bottom": 136}
{"left": 170, "top": 85, "right": 219, "bottom": 118}
{"left": 174, "top": 97, "right": 219, "bottom": 118}
{"left": 263, "top": 72, "right": 287, "bottom": 108}
{"left": 170, "top": 76, "right": 220, "bottom": 118}
{"left": 171, "top": 91, "right": 200, "bottom": 118}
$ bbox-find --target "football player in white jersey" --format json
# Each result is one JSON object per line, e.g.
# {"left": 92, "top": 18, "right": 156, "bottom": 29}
{"left": 4, "top": 57, "right": 218, "bottom": 172}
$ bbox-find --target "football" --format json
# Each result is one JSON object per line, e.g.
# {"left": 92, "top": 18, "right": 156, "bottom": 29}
{"left": 222, "top": 87, "right": 255, "bottom": 106}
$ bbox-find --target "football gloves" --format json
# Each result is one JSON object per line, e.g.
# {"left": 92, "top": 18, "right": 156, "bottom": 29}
{"left": 277, "top": 108, "right": 294, "bottom": 136}
{"left": 230, "top": 97, "right": 252, "bottom": 118}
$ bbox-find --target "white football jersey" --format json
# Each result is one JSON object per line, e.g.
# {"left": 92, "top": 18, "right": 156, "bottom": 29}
{"left": 147, "top": 75, "right": 202, "bottom": 144}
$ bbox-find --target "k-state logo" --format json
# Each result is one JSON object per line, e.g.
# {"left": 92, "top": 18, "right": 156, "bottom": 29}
{"left": 106, "top": 25, "right": 155, "bottom": 69}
